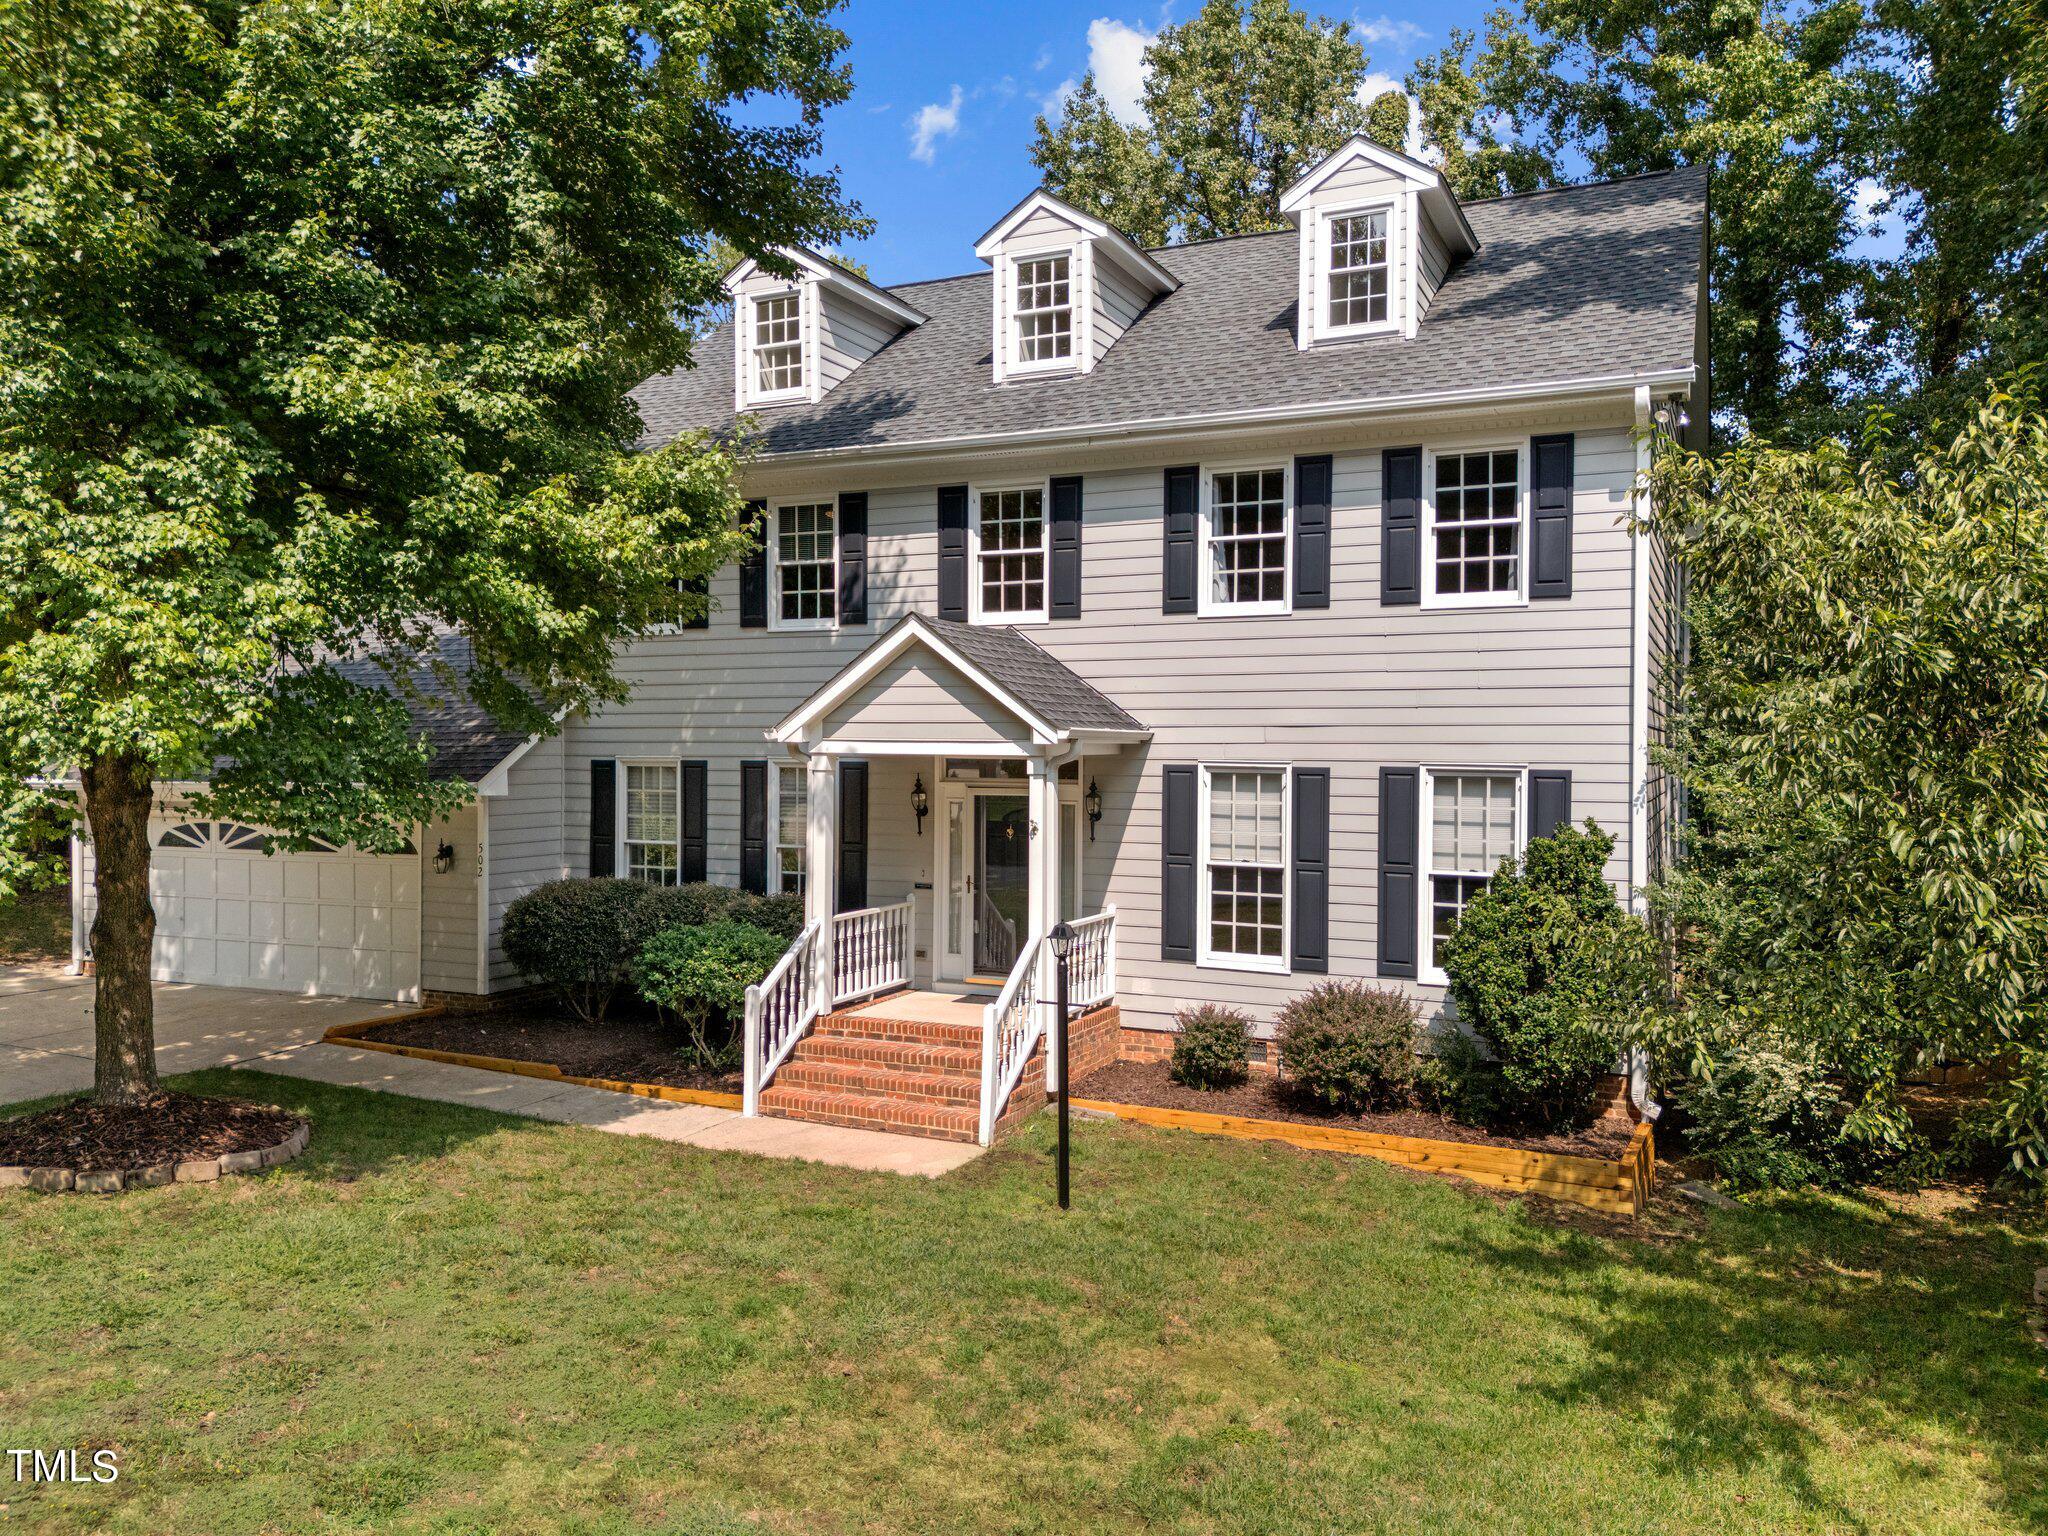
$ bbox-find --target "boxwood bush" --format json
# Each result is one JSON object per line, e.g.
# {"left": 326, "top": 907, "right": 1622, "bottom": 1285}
{"left": 1276, "top": 981, "right": 1420, "bottom": 1113}
{"left": 631, "top": 919, "right": 790, "bottom": 1069}
{"left": 1169, "top": 1004, "right": 1255, "bottom": 1089}
{"left": 500, "top": 877, "right": 649, "bottom": 1024}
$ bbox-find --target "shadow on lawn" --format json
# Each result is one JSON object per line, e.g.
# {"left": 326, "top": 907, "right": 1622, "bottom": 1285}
{"left": 1442, "top": 1191, "right": 2048, "bottom": 1533}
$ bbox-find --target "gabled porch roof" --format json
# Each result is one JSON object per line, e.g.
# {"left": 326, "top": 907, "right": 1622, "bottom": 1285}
{"left": 770, "top": 613, "right": 1148, "bottom": 754}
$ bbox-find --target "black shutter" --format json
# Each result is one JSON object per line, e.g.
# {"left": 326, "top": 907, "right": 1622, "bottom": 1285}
{"left": 838, "top": 492, "right": 868, "bottom": 625}
{"left": 1049, "top": 474, "right": 1084, "bottom": 619}
{"left": 1530, "top": 433, "right": 1575, "bottom": 600}
{"left": 680, "top": 574, "right": 710, "bottom": 630}
{"left": 1377, "top": 766, "right": 1419, "bottom": 978}
{"left": 1291, "top": 767, "right": 1330, "bottom": 973}
{"left": 740, "top": 760, "right": 768, "bottom": 893}
{"left": 1162, "top": 466, "right": 1199, "bottom": 614}
{"left": 739, "top": 499, "right": 768, "bottom": 628}
{"left": 589, "top": 759, "right": 617, "bottom": 878}
{"left": 1380, "top": 447, "right": 1422, "bottom": 606}
{"left": 837, "top": 760, "right": 869, "bottom": 912}
{"left": 937, "top": 484, "right": 969, "bottom": 620}
{"left": 1293, "top": 455, "right": 1332, "bottom": 610}
{"left": 679, "top": 761, "right": 707, "bottom": 884}
{"left": 1529, "top": 769, "right": 1573, "bottom": 842}
{"left": 1161, "top": 764, "right": 1198, "bottom": 962}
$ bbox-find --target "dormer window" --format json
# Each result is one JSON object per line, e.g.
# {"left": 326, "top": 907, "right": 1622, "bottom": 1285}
{"left": 751, "top": 291, "right": 804, "bottom": 399}
{"left": 1012, "top": 254, "right": 1075, "bottom": 369}
{"left": 1327, "top": 209, "right": 1391, "bottom": 331}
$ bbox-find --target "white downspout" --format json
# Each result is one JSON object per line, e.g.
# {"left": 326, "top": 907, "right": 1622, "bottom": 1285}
{"left": 1628, "top": 385, "right": 1661, "bottom": 1123}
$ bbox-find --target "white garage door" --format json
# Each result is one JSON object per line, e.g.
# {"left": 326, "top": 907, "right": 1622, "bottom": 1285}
{"left": 146, "top": 821, "right": 421, "bottom": 1003}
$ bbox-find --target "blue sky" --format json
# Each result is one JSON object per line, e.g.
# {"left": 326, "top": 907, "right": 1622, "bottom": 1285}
{"left": 799, "top": 1, "right": 1501, "bottom": 287}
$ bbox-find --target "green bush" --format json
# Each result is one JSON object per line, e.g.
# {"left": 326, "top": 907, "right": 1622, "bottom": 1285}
{"left": 1275, "top": 981, "right": 1419, "bottom": 1113}
{"left": 630, "top": 882, "right": 805, "bottom": 940}
{"left": 1414, "top": 1028, "right": 1506, "bottom": 1127}
{"left": 1169, "top": 1004, "right": 1255, "bottom": 1090}
{"left": 1665, "top": 1020, "right": 1887, "bottom": 1192}
{"left": 500, "top": 878, "right": 649, "bottom": 1024}
{"left": 1439, "top": 821, "right": 1645, "bottom": 1130}
{"left": 632, "top": 919, "right": 790, "bottom": 1068}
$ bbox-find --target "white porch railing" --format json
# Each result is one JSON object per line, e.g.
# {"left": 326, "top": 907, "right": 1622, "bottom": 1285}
{"left": 832, "top": 899, "right": 913, "bottom": 1005}
{"left": 743, "top": 921, "right": 821, "bottom": 1116}
{"left": 1064, "top": 906, "right": 1117, "bottom": 1010}
{"left": 978, "top": 929, "right": 1046, "bottom": 1146}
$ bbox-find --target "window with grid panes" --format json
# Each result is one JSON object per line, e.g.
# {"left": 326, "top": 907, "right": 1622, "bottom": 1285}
{"left": 977, "top": 488, "right": 1047, "bottom": 618}
{"left": 1208, "top": 468, "right": 1289, "bottom": 608}
{"left": 623, "top": 764, "right": 679, "bottom": 884}
{"left": 1431, "top": 449, "right": 1522, "bottom": 599}
{"left": 752, "top": 292, "right": 803, "bottom": 395}
{"left": 774, "top": 765, "right": 807, "bottom": 897}
{"left": 1205, "top": 768, "right": 1287, "bottom": 965}
{"left": 775, "top": 502, "right": 835, "bottom": 625}
{"left": 1013, "top": 254, "right": 1073, "bottom": 364}
{"left": 1426, "top": 772, "right": 1520, "bottom": 973}
{"left": 1328, "top": 210, "right": 1390, "bottom": 328}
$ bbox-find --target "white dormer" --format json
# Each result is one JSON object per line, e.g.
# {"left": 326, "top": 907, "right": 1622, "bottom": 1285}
{"left": 725, "top": 246, "right": 927, "bottom": 411}
{"left": 973, "top": 190, "right": 1179, "bottom": 385}
{"left": 1278, "top": 136, "right": 1479, "bottom": 349}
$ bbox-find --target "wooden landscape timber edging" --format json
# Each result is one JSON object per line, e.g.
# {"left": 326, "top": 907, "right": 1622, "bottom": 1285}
{"left": 1070, "top": 1096, "right": 1656, "bottom": 1216}
{"left": 320, "top": 1014, "right": 744, "bottom": 1111}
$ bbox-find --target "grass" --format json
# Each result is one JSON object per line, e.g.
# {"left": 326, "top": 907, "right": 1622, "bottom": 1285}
{"left": 1, "top": 1071, "right": 2044, "bottom": 1536}
{"left": 0, "top": 885, "right": 68, "bottom": 963}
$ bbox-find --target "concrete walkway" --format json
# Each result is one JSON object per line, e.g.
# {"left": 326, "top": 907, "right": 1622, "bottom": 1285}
{"left": 237, "top": 1041, "right": 986, "bottom": 1178}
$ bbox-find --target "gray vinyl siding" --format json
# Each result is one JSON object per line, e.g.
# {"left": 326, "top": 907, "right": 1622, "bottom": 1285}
{"left": 485, "top": 734, "right": 570, "bottom": 989}
{"left": 821, "top": 652, "right": 1033, "bottom": 748}
{"left": 512, "top": 399, "right": 1645, "bottom": 1035}
{"left": 816, "top": 289, "right": 896, "bottom": 399}
{"left": 1091, "top": 258, "right": 1150, "bottom": 367}
{"left": 1309, "top": 159, "right": 1405, "bottom": 204}
{"left": 1418, "top": 216, "right": 1452, "bottom": 312}
{"left": 419, "top": 799, "right": 480, "bottom": 993}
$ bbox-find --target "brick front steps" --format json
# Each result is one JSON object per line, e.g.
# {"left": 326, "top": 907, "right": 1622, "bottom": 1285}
{"left": 759, "top": 1003, "right": 1128, "bottom": 1144}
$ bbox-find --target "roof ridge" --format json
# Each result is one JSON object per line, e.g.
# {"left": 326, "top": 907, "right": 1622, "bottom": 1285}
{"left": 1458, "top": 163, "right": 1702, "bottom": 208}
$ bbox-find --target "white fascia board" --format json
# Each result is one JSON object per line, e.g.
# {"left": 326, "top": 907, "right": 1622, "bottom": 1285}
{"left": 1280, "top": 137, "right": 1479, "bottom": 256}
{"left": 726, "top": 246, "right": 926, "bottom": 329}
{"left": 974, "top": 190, "right": 1178, "bottom": 296}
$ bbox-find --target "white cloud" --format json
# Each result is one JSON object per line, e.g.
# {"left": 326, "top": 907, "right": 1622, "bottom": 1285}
{"left": 1851, "top": 177, "right": 1890, "bottom": 224}
{"left": 1087, "top": 18, "right": 1155, "bottom": 125}
{"left": 1355, "top": 73, "right": 1422, "bottom": 157}
{"left": 1353, "top": 14, "right": 1425, "bottom": 50}
{"left": 909, "top": 86, "right": 964, "bottom": 165}
{"left": 1041, "top": 77, "right": 1079, "bottom": 119}
{"left": 1035, "top": 46, "right": 1054, "bottom": 71}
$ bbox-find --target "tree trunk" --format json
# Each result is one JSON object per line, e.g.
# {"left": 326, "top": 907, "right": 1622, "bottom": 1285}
{"left": 83, "top": 751, "right": 158, "bottom": 1105}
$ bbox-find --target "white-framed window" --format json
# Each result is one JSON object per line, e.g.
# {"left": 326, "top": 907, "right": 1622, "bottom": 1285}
{"left": 750, "top": 290, "right": 805, "bottom": 400}
{"left": 771, "top": 761, "right": 807, "bottom": 897}
{"left": 772, "top": 501, "right": 836, "bottom": 629}
{"left": 1325, "top": 207, "right": 1392, "bottom": 332}
{"left": 1425, "top": 445, "right": 1526, "bottom": 607}
{"left": 1199, "top": 765, "right": 1289, "bottom": 973}
{"left": 1011, "top": 252, "right": 1074, "bottom": 369}
{"left": 1201, "top": 463, "right": 1290, "bottom": 615}
{"left": 971, "top": 484, "right": 1049, "bottom": 622}
{"left": 1421, "top": 767, "right": 1524, "bottom": 982}
{"left": 622, "top": 762, "right": 680, "bottom": 885}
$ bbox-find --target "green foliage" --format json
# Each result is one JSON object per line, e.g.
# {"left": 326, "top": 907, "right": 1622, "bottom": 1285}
{"left": 1275, "top": 981, "right": 1420, "bottom": 1113}
{"left": 633, "top": 881, "right": 804, "bottom": 941}
{"left": 1439, "top": 822, "right": 1645, "bottom": 1129}
{"left": 632, "top": 919, "right": 788, "bottom": 1067}
{"left": 1415, "top": 1028, "right": 1508, "bottom": 1128}
{"left": 1362, "top": 90, "right": 1411, "bottom": 154}
{"left": 1643, "top": 380, "right": 2048, "bottom": 1181}
{"left": 1169, "top": 1004, "right": 1255, "bottom": 1090}
{"left": 501, "top": 879, "right": 651, "bottom": 1025}
{"left": 1029, "top": 0, "right": 1377, "bottom": 245}
{"left": 1665, "top": 1021, "right": 1881, "bottom": 1192}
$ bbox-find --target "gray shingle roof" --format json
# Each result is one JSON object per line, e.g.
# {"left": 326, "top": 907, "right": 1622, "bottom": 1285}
{"left": 915, "top": 617, "right": 1145, "bottom": 734}
{"left": 633, "top": 167, "right": 1705, "bottom": 457}
{"left": 326, "top": 633, "right": 533, "bottom": 784}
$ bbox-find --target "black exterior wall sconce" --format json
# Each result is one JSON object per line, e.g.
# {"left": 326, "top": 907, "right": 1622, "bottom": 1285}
{"left": 1084, "top": 778, "right": 1103, "bottom": 842}
{"left": 433, "top": 840, "right": 456, "bottom": 875}
{"left": 911, "top": 775, "right": 929, "bottom": 836}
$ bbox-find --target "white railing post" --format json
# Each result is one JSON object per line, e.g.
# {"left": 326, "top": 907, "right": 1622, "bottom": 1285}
{"left": 743, "top": 984, "right": 764, "bottom": 1116}
{"left": 977, "top": 1004, "right": 1000, "bottom": 1146}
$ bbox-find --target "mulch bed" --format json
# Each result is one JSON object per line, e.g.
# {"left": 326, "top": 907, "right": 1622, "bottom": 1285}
{"left": 360, "top": 1009, "right": 742, "bottom": 1095}
{"left": 1072, "top": 1059, "right": 1636, "bottom": 1160}
{"left": 0, "top": 1092, "right": 301, "bottom": 1173}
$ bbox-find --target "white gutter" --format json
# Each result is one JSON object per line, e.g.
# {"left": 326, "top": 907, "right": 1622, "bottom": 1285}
{"left": 746, "top": 367, "right": 1699, "bottom": 472}
{"left": 1628, "top": 384, "right": 1662, "bottom": 1125}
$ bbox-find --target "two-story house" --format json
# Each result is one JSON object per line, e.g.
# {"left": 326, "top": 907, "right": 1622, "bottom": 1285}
{"left": 73, "top": 139, "right": 1707, "bottom": 1145}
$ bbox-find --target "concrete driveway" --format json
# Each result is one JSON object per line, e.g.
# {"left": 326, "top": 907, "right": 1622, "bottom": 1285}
{"left": 0, "top": 965, "right": 413, "bottom": 1106}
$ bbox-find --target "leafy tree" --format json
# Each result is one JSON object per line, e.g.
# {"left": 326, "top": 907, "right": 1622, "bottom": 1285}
{"left": 1362, "top": 90, "right": 1411, "bottom": 154}
{"left": 1406, "top": 22, "right": 1560, "bottom": 201}
{"left": 1642, "top": 379, "right": 2048, "bottom": 1180}
{"left": 0, "top": 0, "right": 864, "bottom": 1105}
{"left": 1030, "top": 0, "right": 1378, "bottom": 245}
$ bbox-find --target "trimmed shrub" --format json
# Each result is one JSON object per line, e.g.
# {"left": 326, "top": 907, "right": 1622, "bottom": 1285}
{"left": 630, "top": 882, "right": 803, "bottom": 940}
{"left": 1438, "top": 820, "right": 1647, "bottom": 1130}
{"left": 500, "top": 878, "right": 649, "bottom": 1024}
{"left": 1170, "top": 1004, "right": 1255, "bottom": 1089}
{"left": 631, "top": 920, "right": 790, "bottom": 1070}
{"left": 1276, "top": 981, "right": 1420, "bottom": 1113}
{"left": 1414, "top": 1028, "right": 1506, "bottom": 1127}
{"left": 726, "top": 889, "right": 805, "bottom": 939}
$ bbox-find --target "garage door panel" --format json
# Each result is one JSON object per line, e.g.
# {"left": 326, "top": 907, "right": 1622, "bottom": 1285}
{"left": 354, "top": 863, "right": 391, "bottom": 904}
{"left": 355, "top": 906, "right": 392, "bottom": 949}
{"left": 249, "top": 860, "right": 285, "bottom": 900}
{"left": 248, "top": 902, "right": 283, "bottom": 943}
{"left": 317, "top": 863, "right": 354, "bottom": 903}
{"left": 284, "top": 862, "right": 319, "bottom": 902}
{"left": 216, "top": 860, "right": 250, "bottom": 898}
{"left": 216, "top": 899, "right": 250, "bottom": 940}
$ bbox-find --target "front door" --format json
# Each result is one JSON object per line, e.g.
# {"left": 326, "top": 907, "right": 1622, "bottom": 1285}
{"left": 972, "top": 793, "right": 1029, "bottom": 978}
{"left": 935, "top": 777, "right": 1085, "bottom": 986}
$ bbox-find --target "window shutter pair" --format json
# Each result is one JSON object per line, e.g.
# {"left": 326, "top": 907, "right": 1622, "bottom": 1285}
{"left": 939, "top": 480, "right": 1083, "bottom": 621}
{"left": 741, "top": 495, "right": 867, "bottom": 627}
{"left": 1374, "top": 766, "right": 1572, "bottom": 977}
{"left": 587, "top": 759, "right": 705, "bottom": 883}
{"left": 738, "top": 758, "right": 869, "bottom": 906}
{"left": 1163, "top": 459, "right": 1331, "bottom": 612}
{"left": 1157, "top": 764, "right": 1330, "bottom": 972}
{"left": 1379, "top": 435, "right": 1574, "bottom": 604}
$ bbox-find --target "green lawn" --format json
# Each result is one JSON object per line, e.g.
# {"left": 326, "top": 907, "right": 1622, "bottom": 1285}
{"left": 0, "top": 885, "right": 69, "bottom": 963}
{"left": 2, "top": 1071, "right": 2044, "bottom": 1536}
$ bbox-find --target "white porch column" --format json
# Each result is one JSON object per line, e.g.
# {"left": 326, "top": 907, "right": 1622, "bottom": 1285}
{"left": 805, "top": 752, "right": 838, "bottom": 1006}
{"left": 1028, "top": 755, "right": 1062, "bottom": 1091}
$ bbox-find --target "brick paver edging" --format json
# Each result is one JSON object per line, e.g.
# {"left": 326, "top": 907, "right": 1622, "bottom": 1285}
{"left": 0, "top": 1118, "right": 310, "bottom": 1196}
{"left": 1069, "top": 1097, "right": 1656, "bottom": 1216}
{"left": 321, "top": 1010, "right": 744, "bottom": 1111}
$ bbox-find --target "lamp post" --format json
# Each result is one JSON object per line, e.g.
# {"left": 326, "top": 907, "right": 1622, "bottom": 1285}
{"left": 1046, "top": 920, "right": 1076, "bottom": 1210}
